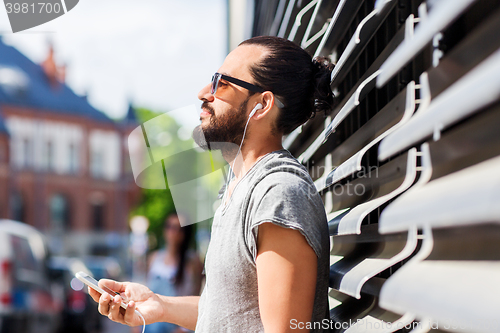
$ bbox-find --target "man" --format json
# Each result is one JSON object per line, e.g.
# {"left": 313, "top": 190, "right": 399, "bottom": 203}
{"left": 90, "top": 36, "right": 334, "bottom": 333}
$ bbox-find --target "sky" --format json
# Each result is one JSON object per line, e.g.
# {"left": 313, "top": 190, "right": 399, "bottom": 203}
{"left": 0, "top": 0, "right": 227, "bottom": 128}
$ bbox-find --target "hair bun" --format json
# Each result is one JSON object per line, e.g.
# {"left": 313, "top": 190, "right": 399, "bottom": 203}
{"left": 311, "top": 57, "right": 335, "bottom": 116}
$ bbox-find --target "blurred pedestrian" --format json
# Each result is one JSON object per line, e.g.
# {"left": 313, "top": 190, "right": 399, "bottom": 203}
{"left": 146, "top": 213, "right": 202, "bottom": 333}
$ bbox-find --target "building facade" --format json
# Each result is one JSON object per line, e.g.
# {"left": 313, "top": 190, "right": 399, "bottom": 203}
{"left": 0, "top": 37, "right": 141, "bottom": 256}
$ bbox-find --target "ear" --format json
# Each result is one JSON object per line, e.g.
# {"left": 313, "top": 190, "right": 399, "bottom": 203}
{"left": 252, "top": 91, "right": 280, "bottom": 120}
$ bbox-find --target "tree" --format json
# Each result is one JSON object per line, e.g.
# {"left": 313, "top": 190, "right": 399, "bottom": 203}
{"left": 129, "top": 107, "right": 193, "bottom": 250}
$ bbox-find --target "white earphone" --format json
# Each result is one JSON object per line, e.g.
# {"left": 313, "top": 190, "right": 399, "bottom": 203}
{"left": 223, "top": 102, "right": 263, "bottom": 202}
{"left": 249, "top": 103, "right": 263, "bottom": 118}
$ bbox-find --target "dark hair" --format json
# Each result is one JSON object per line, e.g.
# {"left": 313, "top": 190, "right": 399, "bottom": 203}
{"left": 239, "top": 36, "right": 335, "bottom": 135}
{"left": 166, "top": 213, "right": 194, "bottom": 286}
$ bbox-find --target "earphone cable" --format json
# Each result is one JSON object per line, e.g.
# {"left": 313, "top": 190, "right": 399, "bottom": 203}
{"left": 135, "top": 309, "right": 146, "bottom": 333}
{"left": 224, "top": 113, "right": 253, "bottom": 202}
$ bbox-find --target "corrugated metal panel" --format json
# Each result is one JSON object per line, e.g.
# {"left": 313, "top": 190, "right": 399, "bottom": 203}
{"left": 252, "top": 0, "right": 500, "bottom": 330}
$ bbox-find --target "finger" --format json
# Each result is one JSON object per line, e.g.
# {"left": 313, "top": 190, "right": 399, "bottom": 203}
{"left": 108, "top": 295, "right": 125, "bottom": 323}
{"left": 88, "top": 286, "right": 101, "bottom": 302}
{"left": 98, "top": 292, "right": 112, "bottom": 316}
{"left": 98, "top": 279, "right": 127, "bottom": 293}
{"left": 124, "top": 301, "right": 139, "bottom": 326}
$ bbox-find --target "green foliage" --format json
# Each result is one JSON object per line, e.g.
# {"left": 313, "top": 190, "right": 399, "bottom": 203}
{"left": 134, "top": 107, "right": 164, "bottom": 123}
{"left": 132, "top": 188, "right": 175, "bottom": 249}
{"left": 129, "top": 107, "right": 194, "bottom": 250}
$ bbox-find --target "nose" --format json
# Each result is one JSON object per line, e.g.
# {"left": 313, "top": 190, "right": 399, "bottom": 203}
{"left": 198, "top": 83, "right": 214, "bottom": 102}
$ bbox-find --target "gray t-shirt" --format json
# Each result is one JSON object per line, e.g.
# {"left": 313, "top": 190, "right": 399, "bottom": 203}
{"left": 195, "top": 149, "right": 330, "bottom": 333}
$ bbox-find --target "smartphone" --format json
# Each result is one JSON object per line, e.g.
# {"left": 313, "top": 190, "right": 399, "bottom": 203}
{"left": 75, "top": 271, "right": 128, "bottom": 310}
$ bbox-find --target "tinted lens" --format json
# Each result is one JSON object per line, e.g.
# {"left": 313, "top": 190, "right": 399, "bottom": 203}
{"left": 211, "top": 73, "right": 219, "bottom": 95}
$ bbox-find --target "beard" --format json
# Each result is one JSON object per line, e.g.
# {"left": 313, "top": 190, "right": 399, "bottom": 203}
{"left": 192, "top": 97, "right": 250, "bottom": 154}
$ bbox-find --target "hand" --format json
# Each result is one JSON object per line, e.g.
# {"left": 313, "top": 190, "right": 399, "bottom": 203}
{"left": 88, "top": 279, "right": 165, "bottom": 327}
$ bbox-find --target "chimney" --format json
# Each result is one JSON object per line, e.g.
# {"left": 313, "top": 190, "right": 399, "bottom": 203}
{"left": 57, "top": 64, "right": 66, "bottom": 83}
{"left": 41, "top": 43, "right": 66, "bottom": 85}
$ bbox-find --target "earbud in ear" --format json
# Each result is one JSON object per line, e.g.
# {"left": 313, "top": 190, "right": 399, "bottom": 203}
{"left": 249, "top": 103, "right": 263, "bottom": 118}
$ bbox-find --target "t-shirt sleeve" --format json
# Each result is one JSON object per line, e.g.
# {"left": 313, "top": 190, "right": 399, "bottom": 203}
{"left": 245, "top": 171, "right": 326, "bottom": 262}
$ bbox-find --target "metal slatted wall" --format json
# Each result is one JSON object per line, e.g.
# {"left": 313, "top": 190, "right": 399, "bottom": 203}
{"left": 252, "top": 0, "right": 500, "bottom": 332}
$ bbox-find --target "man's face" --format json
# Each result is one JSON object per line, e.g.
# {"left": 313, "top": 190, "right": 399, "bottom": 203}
{"left": 193, "top": 45, "right": 267, "bottom": 151}
{"left": 192, "top": 97, "right": 250, "bottom": 151}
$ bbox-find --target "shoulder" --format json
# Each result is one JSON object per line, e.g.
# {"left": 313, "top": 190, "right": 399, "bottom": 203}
{"left": 246, "top": 150, "right": 326, "bottom": 225}
{"left": 148, "top": 248, "right": 166, "bottom": 262}
{"left": 250, "top": 149, "right": 314, "bottom": 190}
{"left": 148, "top": 249, "right": 160, "bottom": 260}
{"left": 258, "top": 149, "right": 308, "bottom": 173}
{"left": 147, "top": 250, "right": 160, "bottom": 268}
{"left": 243, "top": 152, "right": 329, "bottom": 261}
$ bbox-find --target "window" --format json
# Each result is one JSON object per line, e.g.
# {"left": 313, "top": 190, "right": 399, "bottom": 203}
{"left": 90, "top": 149, "right": 103, "bottom": 178}
{"left": 123, "top": 151, "right": 132, "bottom": 175}
{"left": 11, "top": 234, "right": 37, "bottom": 271}
{"left": 21, "top": 138, "right": 32, "bottom": 169}
{"left": 91, "top": 203, "right": 105, "bottom": 231}
{"left": 46, "top": 141, "right": 54, "bottom": 171}
{"left": 10, "top": 192, "right": 25, "bottom": 222}
{"left": 50, "top": 194, "right": 70, "bottom": 231}
{"left": 69, "top": 143, "right": 79, "bottom": 174}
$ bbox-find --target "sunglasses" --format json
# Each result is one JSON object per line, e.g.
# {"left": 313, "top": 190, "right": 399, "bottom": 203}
{"left": 211, "top": 72, "right": 284, "bottom": 108}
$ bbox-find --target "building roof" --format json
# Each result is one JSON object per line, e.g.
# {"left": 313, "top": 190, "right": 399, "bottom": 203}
{"left": 122, "top": 102, "right": 139, "bottom": 125}
{"left": 0, "top": 36, "right": 112, "bottom": 123}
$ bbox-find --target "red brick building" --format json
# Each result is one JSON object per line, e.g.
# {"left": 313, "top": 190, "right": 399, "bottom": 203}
{"left": 0, "top": 37, "right": 141, "bottom": 256}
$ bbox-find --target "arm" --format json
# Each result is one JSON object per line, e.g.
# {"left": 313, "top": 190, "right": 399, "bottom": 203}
{"left": 88, "top": 280, "right": 200, "bottom": 331}
{"left": 158, "top": 295, "right": 199, "bottom": 329}
{"left": 256, "top": 222, "right": 318, "bottom": 333}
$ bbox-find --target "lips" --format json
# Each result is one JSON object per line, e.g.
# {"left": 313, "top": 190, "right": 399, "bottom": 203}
{"left": 200, "top": 110, "right": 211, "bottom": 118}
{"left": 200, "top": 102, "right": 215, "bottom": 119}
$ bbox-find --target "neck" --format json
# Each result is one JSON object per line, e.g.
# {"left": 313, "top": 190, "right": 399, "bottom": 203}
{"left": 224, "top": 137, "right": 283, "bottom": 180}
{"left": 166, "top": 242, "right": 180, "bottom": 257}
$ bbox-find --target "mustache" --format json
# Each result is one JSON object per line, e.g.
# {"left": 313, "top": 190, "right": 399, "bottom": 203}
{"left": 201, "top": 102, "right": 215, "bottom": 115}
